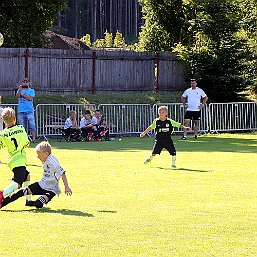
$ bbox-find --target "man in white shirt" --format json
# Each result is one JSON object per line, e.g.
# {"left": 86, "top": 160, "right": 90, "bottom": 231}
{"left": 181, "top": 78, "right": 208, "bottom": 139}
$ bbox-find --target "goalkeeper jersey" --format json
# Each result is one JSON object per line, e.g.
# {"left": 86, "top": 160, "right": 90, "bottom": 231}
{"left": 0, "top": 125, "right": 29, "bottom": 170}
{"left": 151, "top": 118, "right": 181, "bottom": 141}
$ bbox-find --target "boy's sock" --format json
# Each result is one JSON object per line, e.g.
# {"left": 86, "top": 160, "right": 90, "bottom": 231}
{"left": 1, "top": 189, "right": 24, "bottom": 208}
{"left": 3, "top": 182, "right": 19, "bottom": 197}
{"left": 144, "top": 155, "right": 153, "bottom": 164}
{"left": 172, "top": 155, "right": 176, "bottom": 168}
{"left": 22, "top": 181, "right": 32, "bottom": 201}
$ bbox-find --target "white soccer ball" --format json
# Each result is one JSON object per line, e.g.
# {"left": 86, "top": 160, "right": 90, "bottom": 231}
{"left": 0, "top": 33, "right": 4, "bottom": 46}
{"left": 119, "top": 138, "right": 122, "bottom": 141}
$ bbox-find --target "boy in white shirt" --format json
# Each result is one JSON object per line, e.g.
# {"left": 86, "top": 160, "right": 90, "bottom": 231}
{"left": 0, "top": 141, "right": 72, "bottom": 209}
{"left": 64, "top": 110, "right": 80, "bottom": 141}
{"left": 181, "top": 78, "right": 208, "bottom": 139}
{"left": 80, "top": 110, "right": 98, "bottom": 141}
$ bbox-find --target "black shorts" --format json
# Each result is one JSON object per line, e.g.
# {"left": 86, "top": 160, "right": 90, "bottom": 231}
{"left": 152, "top": 140, "right": 176, "bottom": 155}
{"left": 28, "top": 182, "right": 56, "bottom": 202}
{"left": 12, "top": 166, "right": 30, "bottom": 186}
{"left": 184, "top": 111, "right": 201, "bottom": 120}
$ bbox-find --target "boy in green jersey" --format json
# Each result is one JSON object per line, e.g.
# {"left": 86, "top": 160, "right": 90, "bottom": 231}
{"left": 140, "top": 106, "right": 190, "bottom": 169}
{"left": 0, "top": 107, "right": 31, "bottom": 205}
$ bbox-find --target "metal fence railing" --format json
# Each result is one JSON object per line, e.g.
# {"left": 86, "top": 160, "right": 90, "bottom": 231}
{"left": 1, "top": 102, "right": 256, "bottom": 138}
{"left": 98, "top": 104, "right": 152, "bottom": 135}
{"left": 209, "top": 102, "right": 257, "bottom": 132}
{"left": 152, "top": 103, "right": 209, "bottom": 133}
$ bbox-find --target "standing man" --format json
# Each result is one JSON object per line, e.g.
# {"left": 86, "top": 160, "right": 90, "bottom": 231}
{"left": 181, "top": 78, "right": 208, "bottom": 139}
{"left": 16, "top": 78, "right": 37, "bottom": 143}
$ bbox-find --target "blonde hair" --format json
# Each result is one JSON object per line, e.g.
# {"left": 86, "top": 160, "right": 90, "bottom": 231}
{"left": 35, "top": 141, "right": 52, "bottom": 154}
{"left": 69, "top": 110, "right": 77, "bottom": 117}
{"left": 1, "top": 107, "right": 16, "bottom": 124}
{"left": 158, "top": 105, "right": 168, "bottom": 113}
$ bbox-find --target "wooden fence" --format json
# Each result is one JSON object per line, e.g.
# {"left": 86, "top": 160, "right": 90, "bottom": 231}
{"left": 0, "top": 48, "right": 185, "bottom": 94}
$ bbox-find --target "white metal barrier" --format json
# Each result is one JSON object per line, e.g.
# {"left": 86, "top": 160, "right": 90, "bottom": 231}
{"left": 2, "top": 102, "right": 256, "bottom": 137}
{"left": 36, "top": 104, "right": 96, "bottom": 137}
{"left": 152, "top": 103, "right": 209, "bottom": 133}
{"left": 209, "top": 102, "right": 257, "bottom": 132}
{"left": 98, "top": 104, "right": 152, "bottom": 135}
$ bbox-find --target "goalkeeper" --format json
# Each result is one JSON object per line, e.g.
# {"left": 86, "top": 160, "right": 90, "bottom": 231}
{"left": 0, "top": 107, "right": 31, "bottom": 205}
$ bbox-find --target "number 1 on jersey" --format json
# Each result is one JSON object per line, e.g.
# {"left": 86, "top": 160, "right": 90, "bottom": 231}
{"left": 11, "top": 138, "right": 18, "bottom": 150}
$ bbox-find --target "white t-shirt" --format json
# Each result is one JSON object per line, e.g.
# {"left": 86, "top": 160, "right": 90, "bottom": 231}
{"left": 64, "top": 118, "right": 73, "bottom": 129}
{"left": 38, "top": 154, "right": 65, "bottom": 195}
{"left": 182, "top": 87, "right": 207, "bottom": 111}
{"left": 79, "top": 116, "right": 97, "bottom": 129}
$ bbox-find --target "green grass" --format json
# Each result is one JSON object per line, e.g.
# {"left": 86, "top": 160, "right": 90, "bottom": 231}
{"left": 0, "top": 133, "right": 257, "bottom": 257}
{"left": 1, "top": 91, "right": 182, "bottom": 105}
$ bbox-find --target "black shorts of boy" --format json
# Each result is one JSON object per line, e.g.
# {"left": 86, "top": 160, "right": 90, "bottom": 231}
{"left": 184, "top": 110, "right": 201, "bottom": 120}
{"left": 12, "top": 166, "right": 30, "bottom": 186}
{"left": 152, "top": 140, "right": 176, "bottom": 155}
{"left": 28, "top": 182, "right": 56, "bottom": 202}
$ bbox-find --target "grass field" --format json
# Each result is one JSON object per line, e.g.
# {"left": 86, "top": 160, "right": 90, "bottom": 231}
{"left": 0, "top": 133, "right": 256, "bottom": 257}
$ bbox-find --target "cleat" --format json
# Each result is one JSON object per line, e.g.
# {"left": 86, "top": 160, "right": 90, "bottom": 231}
{"left": 171, "top": 165, "right": 177, "bottom": 169}
{"left": 25, "top": 200, "right": 35, "bottom": 207}
{"left": 181, "top": 136, "right": 187, "bottom": 140}
{"left": 194, "top": 135, "right": 198, "bottom": 139}
{"left": 88, "top": 133, "right": 93, "bottom": 142}
{"left": 100, "top": 130, "right": 108, "bottom": 136}
{"left": 96, "top": 138, "right": 101, "bottom": 142}
{"left": 144, "top": 157, "right": 152, "bottom": 165}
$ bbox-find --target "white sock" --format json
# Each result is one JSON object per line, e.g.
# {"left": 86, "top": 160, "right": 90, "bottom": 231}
{"left": 172, "top": 156, "right": 176, "bottom": 166}
{"left": 22, "top": 181, "right": 32, "bottom": 201}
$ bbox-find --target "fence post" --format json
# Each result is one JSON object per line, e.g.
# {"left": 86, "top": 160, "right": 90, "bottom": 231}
{"left": 155, "top": 52, "right": 160, "bottom": 93}
{"left": 92, "top": 51, "right": 96, "bottom": 94}
{"left": 25, "top": 48, "right": 30, "bottom": 78}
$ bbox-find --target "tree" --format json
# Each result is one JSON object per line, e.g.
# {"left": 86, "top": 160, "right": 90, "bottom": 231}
{"left": 0, "top": 0, "right": 66, "bottom": 47}
{"left": 139, "top": 0, "right": 252, "bottom": 101}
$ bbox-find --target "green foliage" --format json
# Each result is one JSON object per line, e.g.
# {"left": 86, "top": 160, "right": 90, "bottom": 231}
{"left": 1, "top": 91, "right": 183, "bottom": 105}
{"left": 113, "top": 31, "right": 126, "bottom": 48}
{"left": 92, "top": 38, "right": 106, "bottom": 48}
{"left": 0, "top": 0, "right": 66, "bottom": 47}
{"left": 139, "top": 0, "right": 253, "bottom": 101}
{"left": 80, "top": 34, "right": 91, "bottom": 47}
{"left": 86, "top": 30, "right": 126, "bottom": 48}
{"left": 104, "top": 31, "right": 113, "bottom": 48}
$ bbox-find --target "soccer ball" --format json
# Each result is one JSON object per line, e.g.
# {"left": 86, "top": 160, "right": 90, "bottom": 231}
{"left": 0, "top": 33, "right": 4, "bottom": 46}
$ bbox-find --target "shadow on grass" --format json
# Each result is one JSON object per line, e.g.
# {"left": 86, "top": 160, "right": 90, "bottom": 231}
{"left": 2, "top": 207, "right": 94, "bottom": 217}
{"left": 155, "top": 167, "right": 211, "bottom": 172}
{"left": 97, "top": 210, "right": 117, "bottom": 213}
{"left": 44, "top": 134, "right": 257, "bottom": 154}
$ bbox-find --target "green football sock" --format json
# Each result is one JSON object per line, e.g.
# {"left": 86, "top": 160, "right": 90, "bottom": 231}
{"left": 3, "top": 182, "right": 19, "bottom": 197}
{"left": 172, "top": 156, "right": 176, "bottom": 167}
{"left": 22, "top": 181, "right": 32, "bottom": 201}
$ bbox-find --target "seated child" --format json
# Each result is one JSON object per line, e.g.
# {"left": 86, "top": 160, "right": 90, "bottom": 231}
{"left": 95, "top": 109, "right": 110, "bottom": 141}
{"left": 79, "top": 110, "right": 98, "bottom": 141}
{"left": 1, "top": 141, "right": 72, "bottom": 209}
{"left": 64, "top": 110, "right": 81, "bottom": 141}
